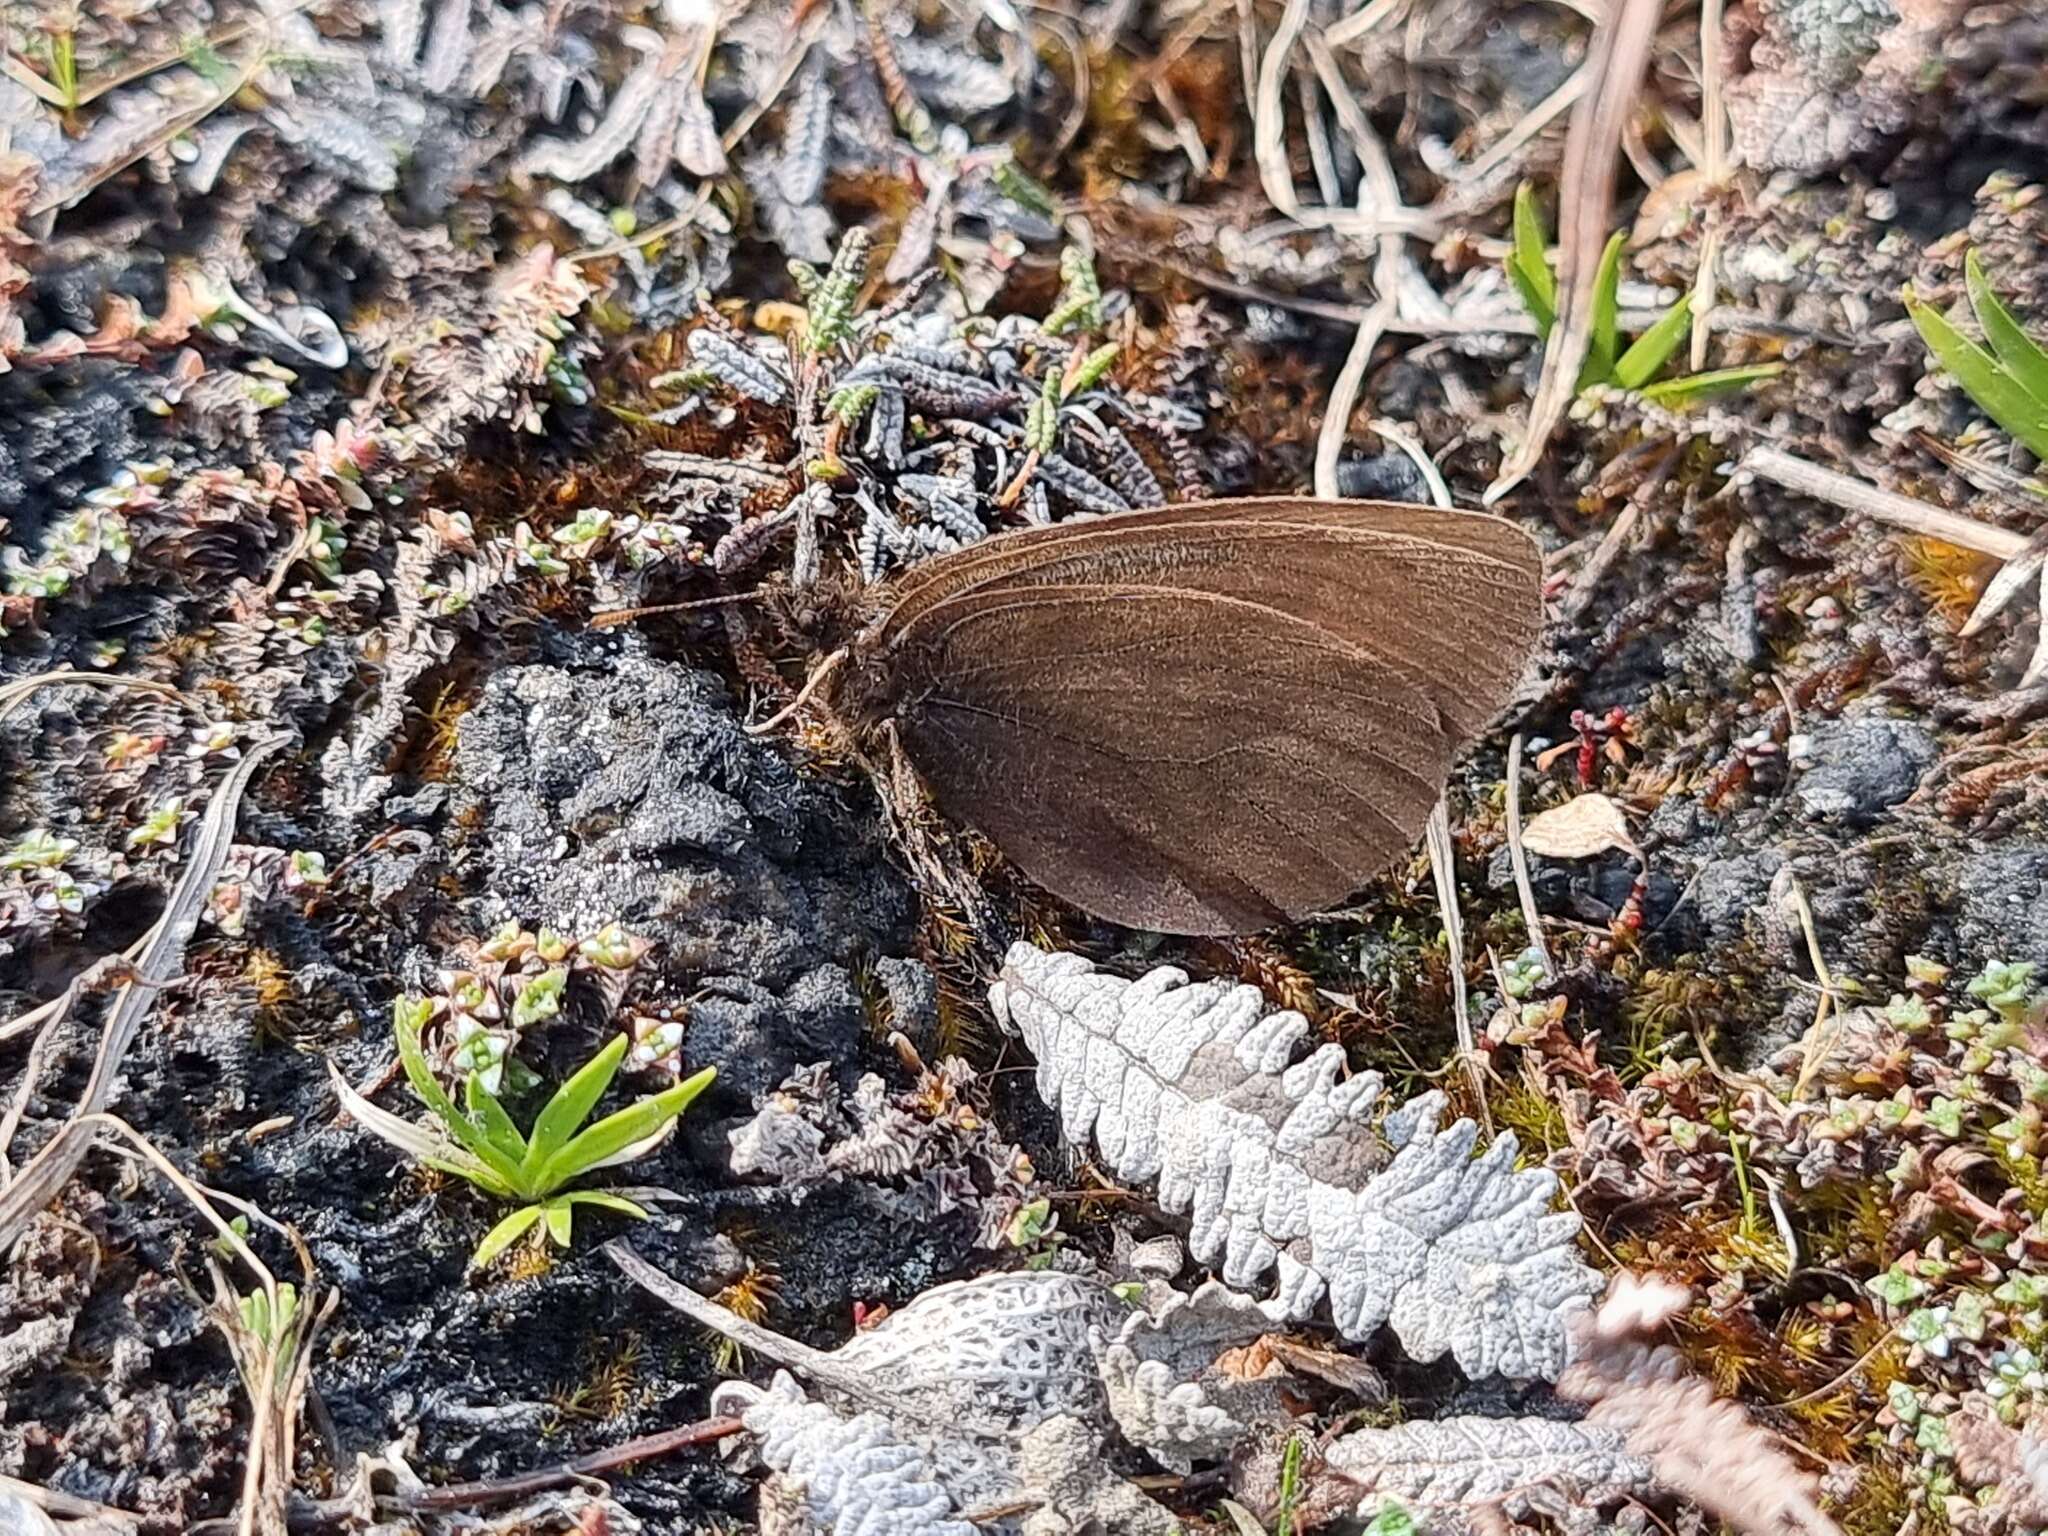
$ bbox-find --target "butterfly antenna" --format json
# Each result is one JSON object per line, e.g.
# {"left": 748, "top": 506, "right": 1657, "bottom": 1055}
{"left": 744, "top": 647, "right": 849, "bottom": 737}
{"left": 589, "top": 591, "right": 766, "bottom": 628}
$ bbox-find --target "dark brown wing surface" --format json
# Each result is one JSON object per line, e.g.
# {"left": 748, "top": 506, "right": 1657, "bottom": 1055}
{"left": 870, "top": 498, "right": 1543, "bottom": 934}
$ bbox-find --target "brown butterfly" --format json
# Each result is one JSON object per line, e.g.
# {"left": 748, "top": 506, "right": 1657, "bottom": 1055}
{"left": 780, "top": 496, "right": 1546, "bottom": 936}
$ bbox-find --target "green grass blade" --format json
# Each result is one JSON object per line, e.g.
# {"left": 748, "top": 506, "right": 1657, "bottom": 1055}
{"left": 1579, "top": 232, "right": 1627, "bottom": 389}
{"left": 1639, "top": 362, "right": 1785, "bottom": 406}
{"left": 466, "top": 1072, "right": 529, "bottom": 1168}
{"left": 1613, "top": 293, "right": 1694, "bottom": 390}
{"left": 470, "top": 1204, "right": 544, "bottom": 1268}
{"left": 539, "top": 1066, "right": 717, "bottom": 1191}
{"left": 518, "top": 1033, "right": 628, "bottom": 1187}
{"left": 1967, "top": 249, "right": 2048, "bottom": 410}
{"left": 543, "top": 1200, "right": 575, "bottom": 1248}
{"left": 1507, "top": 182, "right": 1556, "bottom": 337}
{"left": 1910, "top": 290, "right": 2048, "bottom": 460}
{"left": 395, "top": 1002, "right": 524, "bottom": 1188}
{"left": 1506, "top": 253, "right": 1556, "bottom": 340}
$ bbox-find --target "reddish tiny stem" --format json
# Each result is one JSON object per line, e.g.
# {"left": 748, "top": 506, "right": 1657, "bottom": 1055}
{"left": 403, "top": 1415, "right": 745, "bottom": 1510}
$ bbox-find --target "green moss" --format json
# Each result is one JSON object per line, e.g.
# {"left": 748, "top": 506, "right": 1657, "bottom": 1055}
{"left": 1489, "top": 1080, "right": 1567, "bottom": 1159}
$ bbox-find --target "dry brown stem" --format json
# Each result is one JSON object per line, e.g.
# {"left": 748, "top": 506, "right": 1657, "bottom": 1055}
{"left": 1487, "top": 0, "right": 1664, "bottom": 501}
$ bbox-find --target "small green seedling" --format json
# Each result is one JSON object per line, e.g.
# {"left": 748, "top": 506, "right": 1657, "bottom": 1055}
{"left": 1505, "top": 182, "right": 1783, "bottom": 406}
{"left": 791, "top": 226, "right": 872, "bottom": 358}
{"left": 237, "top": 1281, "right": 300, "bottom": 1362}
{"left": 335, "top": 1000, "right": 715, "bottom": 1267}
{"left": 1907, "top": 249, "right": 2048, "bottom": 463}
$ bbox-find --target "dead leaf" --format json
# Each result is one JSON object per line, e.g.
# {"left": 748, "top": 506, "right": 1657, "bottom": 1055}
{"left": 1260, "top": 1334, "right": 1388, "bottom": 1402}
{"left": 1520, "top": 794, "right": 1640, "bottom": 860}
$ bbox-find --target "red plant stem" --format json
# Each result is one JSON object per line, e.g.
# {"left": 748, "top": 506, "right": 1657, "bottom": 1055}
{"left": 404, "top": 1415, "right": 745, "bottom": 1510}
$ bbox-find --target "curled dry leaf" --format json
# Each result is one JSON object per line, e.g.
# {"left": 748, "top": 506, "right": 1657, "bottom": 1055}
{"left": 1559, "top": 1273, "right": 1843, "bottom": 1536}
{"left": 1518, "top": 793, "right": 1641, "bottom": 860}
{"left": 615, "top": 1247, "right": 1269, "bottom": 1531}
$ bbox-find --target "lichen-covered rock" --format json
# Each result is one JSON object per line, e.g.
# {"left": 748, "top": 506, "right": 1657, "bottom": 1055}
{"left": 1727, "top": 0, "right": 1968, "bottom": 174}
{"left": 1949, "top": 842, "right": 2048, "bottom": 963}
{"left": 989, "top": 943, "right": 1601, "bottom": 1380}
{"left": 1792, "top": 714, "right": 1938, "bottom": 822}
{"left": 454, "top": 656, "right": 908, "bottom": 968}
{"left": 449, "top": 653, "right": 916, "bottom": 1098}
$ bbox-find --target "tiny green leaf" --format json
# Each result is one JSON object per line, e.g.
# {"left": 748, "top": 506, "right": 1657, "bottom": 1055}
{"left": 1613, "top": 293, "right": 1695, "bottom": 391}
{"left": 1275, "top": 1432, "right": 1305, "bottom": 1534}
{"left": 561, "top": 1189, "right": 650, "bottom": 1222}
{"left": 1024, "top": 372, "right": 1060, "bottom": 455}
{"left": 395, "top": 1002, "right": 524, "bottom": 1187}
{"left": 471, "top": 1204, "right": 546, "bottom": 1268}
{"left": 1506, "top": 253, "right": 1555, "bottom": 339}
{"left": 1580, "top": 232, "right": 1627, "bottom": 388}
{"left": 1067, "top": 342, "right": 1121, "bottom": 398}
{"left": 538, "top": 1065, "right": 716, "bottom": 1189}
{"left": 511, "top": 966, "right": 567, "bottom": 1030}
{"left": 466, "top": 1072, "right": 529, "bottom": 1168}
{"left": 1908, "top": 290, "right": 2048, "bottom": 461}
{"left": 1966, "top": 250, "right": 2048, "bottom": 409}
{"left": 1638, "top": 362, "right": 1784, "bottom": 406}
{"left": 1507, "top": 182, "right": 1556, "bottom": 336}
{"left": 519, "top": 1032, "right": 629, "bottom": 1187}
{"left": 829, "top": 381, "right": 881, "bottom": 423}
{"left": 992, "top": 156, "right": 1059, "bottom": 220}
{"left": 804, "top": 228, "right": 872, "bottom": 356}
{"left": 1044, "top": 245, "right": 1104, "bottom": 336}
{"left": 543, "top": 1199, "right": 575, "bottom": 1248}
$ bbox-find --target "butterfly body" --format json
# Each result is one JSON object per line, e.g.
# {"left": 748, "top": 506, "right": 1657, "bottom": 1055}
{"left": 818, "top": 497, "right": 1544, "bottom": 936}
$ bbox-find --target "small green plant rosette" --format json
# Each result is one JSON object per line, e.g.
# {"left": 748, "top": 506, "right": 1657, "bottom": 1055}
{"left": 333, "top": 999, "right": 716, "bottom": 1267}
{"left": 237, "top": 1281, "right": 299, "bottom": 1348}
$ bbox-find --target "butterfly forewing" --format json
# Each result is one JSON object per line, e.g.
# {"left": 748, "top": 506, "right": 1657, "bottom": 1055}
{"left": 863, "top": 497, "right": 1544, "bottom": 935}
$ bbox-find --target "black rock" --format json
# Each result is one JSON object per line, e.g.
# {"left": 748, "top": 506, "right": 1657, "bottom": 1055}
{"left": 450, "top": 654, "right": 915, "bottom": 989}
{"left": 1950, "top": 843, "right": 2048, "bottom": 965}
{"left": 1793, "top": 715, "right": 1938, "bottom": 824}
{"left": 686, "top": 964, "right": 867, "bottom": 1102}
{"left": 876, "top": 954, "right": 943, "bottom": 1060}
{"left": 1691, "top": 849, "right": 1787, "bottom": 943}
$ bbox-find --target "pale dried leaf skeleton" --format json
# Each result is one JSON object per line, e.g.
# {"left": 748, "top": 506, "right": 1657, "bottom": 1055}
{"left": 989, "top": 942, "right": 1603, "bottom": 1381}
